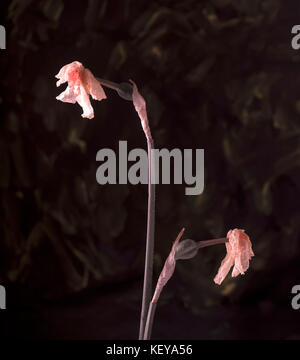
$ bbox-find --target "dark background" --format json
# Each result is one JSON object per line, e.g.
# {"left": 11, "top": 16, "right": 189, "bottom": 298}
{"left": 1, "top": 0, "right": 300, "bottom": 339}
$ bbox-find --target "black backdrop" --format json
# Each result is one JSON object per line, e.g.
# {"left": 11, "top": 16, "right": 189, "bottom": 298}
{"left": 1, "top": 0, "right": 300, "bottom": 339}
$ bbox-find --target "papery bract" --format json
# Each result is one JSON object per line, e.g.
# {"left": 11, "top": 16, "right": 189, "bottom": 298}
{"left": 152, "top": 228, "right": 185, "bottom": 303}
{"left": 214, "top": 229, "right": 254, "bottom": 285}
{"left": 129, "top": 80, "right": 152, "bottom": 142}
{"left": 56, "top": 61, "right": 106, "bottom": 119}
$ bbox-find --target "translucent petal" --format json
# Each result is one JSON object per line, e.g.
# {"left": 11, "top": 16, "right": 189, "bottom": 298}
{"left": 83, "top": 68, "right": 107, "bottom": 101}
{"left": 214, "top": 243, "right": 235, "bottom": 285}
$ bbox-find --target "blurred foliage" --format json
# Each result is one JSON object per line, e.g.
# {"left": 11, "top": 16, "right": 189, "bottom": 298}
{"left": 1, "top": 0, "right": 300, "bottom": 329}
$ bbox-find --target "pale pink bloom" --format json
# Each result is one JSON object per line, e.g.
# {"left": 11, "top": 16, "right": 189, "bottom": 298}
{"left": 55, "top": 61, "right": 106, "bottom": 119}
{"left": 214, "top": 229, "right": 254, "bottom": 285}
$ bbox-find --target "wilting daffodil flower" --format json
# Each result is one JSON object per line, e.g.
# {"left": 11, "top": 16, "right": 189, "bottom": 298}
{"left": 214, "top": 229, "right": 254, "bottom": 285}
{"left": 55, "top": 61, "right": 106, "bottom": 119}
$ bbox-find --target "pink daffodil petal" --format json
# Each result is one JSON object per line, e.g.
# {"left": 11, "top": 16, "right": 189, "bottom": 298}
{"left": 55, "top": 61, "right": 82, "bottom": 87}
{"left": 76, "top": 89, "right": 94, "bottom": 119}
{"left": 55, "top": 61, "right": 106, "bottom": 119}
{"left": 56, "top": 86, "right": 77, "bottom": 104}
{"left": 213, "top": 242, "right": 235, "bottom": 285}
{"left": 214, "top": 229, "right": 254, "bottom": 285}
{"left": 230, "top": 229, "right": 254, "bottom": 277}
{"left": 83, "top": 68, "right": 107, "bottom": 101}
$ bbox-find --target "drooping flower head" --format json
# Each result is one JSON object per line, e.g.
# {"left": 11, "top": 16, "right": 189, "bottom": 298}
{"left": 214, "top": 229, "right": 254, "bottom": 285}
{"left": 55, "top": 61, "right": 106, "bottom": 119}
